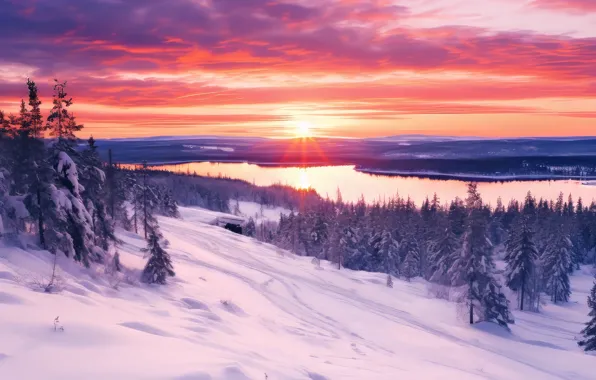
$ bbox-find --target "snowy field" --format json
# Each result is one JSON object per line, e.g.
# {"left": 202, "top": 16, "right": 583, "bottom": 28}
{"left": 0, "top": 206, "right": 595, "bottom": 380}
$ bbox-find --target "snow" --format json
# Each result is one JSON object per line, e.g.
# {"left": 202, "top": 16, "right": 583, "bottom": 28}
{"left": 0, "top": 206, "right": 595, "bottom": 379}
{"left": 231, "top": 201, "right": 290, "bottom": 224}
{"left": 56, "top": 151, "right": 82, "bottom": 195}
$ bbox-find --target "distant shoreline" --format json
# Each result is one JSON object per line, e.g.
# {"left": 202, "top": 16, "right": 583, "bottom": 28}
{"left": 355, "top": 167, "right": 596, "bottom": 183}
{"left": 135, "top": 160, "right": 596, "bottom": 183}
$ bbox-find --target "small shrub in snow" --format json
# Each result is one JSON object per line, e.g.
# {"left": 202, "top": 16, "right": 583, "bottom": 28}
{"left": 386, "top": 274, "right": 393, "bottom": 288}
{"left": 53, "top": 316, "right": 64, "bottom": 332}
{"left": 311, "top": 257, "right": 321, "bottom": 268}
{"left": 28, "top": 272, "right": 65, "bottom": 294}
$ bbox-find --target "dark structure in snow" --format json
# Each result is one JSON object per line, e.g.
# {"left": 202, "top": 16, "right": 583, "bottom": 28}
{"left": 224, "top": 223, "right": 243, "bottom": 235}
{"left": 215, "top": 215, "right": 244, "bottom": 235}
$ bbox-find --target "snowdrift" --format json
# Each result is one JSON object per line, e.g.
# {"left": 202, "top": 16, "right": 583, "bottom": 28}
{"left": 0, "top": 206, "right": 594, "bottom": 380}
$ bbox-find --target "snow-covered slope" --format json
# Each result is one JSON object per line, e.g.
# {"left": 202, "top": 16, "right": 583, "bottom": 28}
{"left": 0, "top": 207, "right": 594, "bottom": 380}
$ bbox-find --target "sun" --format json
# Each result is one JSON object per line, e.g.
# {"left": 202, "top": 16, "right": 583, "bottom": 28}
{"left": 295, "top": 120, "right": 313, "bottom": 138}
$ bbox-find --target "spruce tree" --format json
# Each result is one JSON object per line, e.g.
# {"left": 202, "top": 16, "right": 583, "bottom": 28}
{"left": 160, "top": 189, "right": 180, "bottom": 218}
{"left": 27, "top": 78, "right": 44, "bottom": 138}
{"left": 337, "top": 221, "right": 358, "bottom": 270}
{"left": 578, "top": 276, "right": 596, "bottom": 352}
{"left": 139, "top": 162, "right": 158, "bottom": 239}
{"left": 46, "top": 80, "right": 82, "bottom": 145}
{"left": 52, "top": 151, "right": 99, "bottom": 265}
{"left": 400, "top": 234, "right": 420, "bottom": 281}
{"left": 244, "top": 217, "right": 256, "bottom": 237}
{"left": 80, "top": 137, "right": 116, "bottom": 251}
{"left": 429, "top": 225, "right": 460, "bottom": 285}
{"left": 141, "top": 226, "right": 175, "bottom": 285}
{"left": 46, "top": 80, "right": 100, "bottom": 265}
{"left": 504, "top": 216, "right": 538, "bottom": 310}
{"left": 378, "top": 229, "right": 399, "bottom": 281}
{"left": 543, "top": 224, "right": 572, "bottom": 303}
{"left": 449, "top": 183, "right": 512, "bottom": 327}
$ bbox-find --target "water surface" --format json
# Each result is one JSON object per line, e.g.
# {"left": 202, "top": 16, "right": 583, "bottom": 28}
{"left": 150, "top": 162, "right": 596, "bottom": 205}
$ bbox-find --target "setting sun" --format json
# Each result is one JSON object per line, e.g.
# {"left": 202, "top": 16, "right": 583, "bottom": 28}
{"left": 295, "top": 121, "right": 313, "bottom": 138}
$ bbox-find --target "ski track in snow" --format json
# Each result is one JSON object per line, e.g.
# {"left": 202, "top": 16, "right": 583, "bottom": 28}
{"left": 0, "top": 206, "right": 595, "bottom": 379}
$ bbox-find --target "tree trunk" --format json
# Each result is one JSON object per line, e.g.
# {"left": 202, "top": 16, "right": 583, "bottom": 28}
{"left": 143, "top": 172, "right": 148, "bottom": 239}
{"left": 37, "top": 188, "right": 45, "bottom": 249}
{"left": 469, "top": 280, "right": 474, "bottom": 324}
{"left": 520, "top": 276, "right": 525, "bottom": 311}
{"left": 108, "top": 149, "right": 115, "bottom": 218}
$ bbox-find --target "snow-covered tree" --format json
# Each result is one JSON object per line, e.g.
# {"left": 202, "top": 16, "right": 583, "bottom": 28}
{"left": 160, "top": 188, "right": 180, "bottom": 218}
{"left": 428, "top": 226, "right": 460, "bottom": 284}
{"left": 337, "top": 222, "right": 358, "bottom": 270}
{"left": 244, "top": 217, "right": 256, "bottom": 237}
{"left": 51, "top": 151, "right": 101, "bottom": 266}
{"left": 141, "top": 226, "right": 175, "bottom": 285}
{"left": 449, "top": 184, "right": 512, "bottom": 327}
{"left": 504, "top": 216, "right": 538, "bottom": 310}
{"left": 578, "top": 276, "right": 596, "bottom": 352}
{"left": 377, "top": 229, "right": 399, "bottom": 280}
{"left": 400, "top": 234, "right": 420, "bottom": 281}
{"left": 482, "top": 281, "right": 514, "bottom": 328}
{"left": 0, "top": 168, "right": 8, "bottom": 237}
{"left": 543, "top": 224, "right": 572, "bottom": 303}
{"left": 80, "top": 137, "right": 116, "bottom": 251}
{"left": 138, "top": 162, "right": 159, "bottom": 239}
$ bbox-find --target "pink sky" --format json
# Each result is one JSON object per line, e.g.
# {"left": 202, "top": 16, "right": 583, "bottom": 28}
{"left": 1, "top": 0, "right": 596, "bottom": 138}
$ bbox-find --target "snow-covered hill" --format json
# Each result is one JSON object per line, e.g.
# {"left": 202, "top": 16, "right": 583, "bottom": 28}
{"left": 0, "top": 207, "right": 594, "bottom": 380}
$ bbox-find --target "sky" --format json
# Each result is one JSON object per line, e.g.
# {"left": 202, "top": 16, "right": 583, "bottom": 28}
{"left": 1, "top": 0, "right": 596, "bottom": 139}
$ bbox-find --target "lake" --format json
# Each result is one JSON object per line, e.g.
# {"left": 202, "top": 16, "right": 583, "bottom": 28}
{"left": 149, "top": 162, "right": 596, "bottom": 206}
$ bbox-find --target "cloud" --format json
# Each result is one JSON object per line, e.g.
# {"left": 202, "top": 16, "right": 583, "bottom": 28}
{"left": 1, "top": 0, "right": 595, "bottom": 81}
{"left": 1, "top": 0, "right": 596, "bottom": 137}
{"left": 531, "top": 0, "right": 596, "bottom": 13}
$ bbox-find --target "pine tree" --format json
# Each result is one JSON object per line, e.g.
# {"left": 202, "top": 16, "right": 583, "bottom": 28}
{"left": 16, "top": 80, "right": 56, "bottom": 249}
{"left": 482, "top": 281, "right": 514, "bottom": 328}
{"left": 449, "top": 184, "right": 512, "bottom": 327}
{"left": 578, "top": 276, "right": 596, "bottom": 352}
{"left": 27, "top": 78, "right": 44, "bottom": 138}
{"left": 337, "top": 221, "right": 358, "bottom": 270}
{"left": 504, "top": 216, "right": 538, "bottom": 310}
{"left": 46, "top": 80, "right": 82, "bottom": 146}
{"left": 80, "top": 137, "right": 116, "bottom": 251}
{"left": 244, "top": 217, "right": 256, "bottom": 237}
{"left": 429, "top": 226, "right": 460, "bottom": 285}
{"left": 400, "top": 234, "right": 420, "bottom": 281}
{"left": 543, "top": 223, "right": 572, "bottom": 303}
{"left": 46, "top": 82, "right": 100, "bottom": 265}
{"left": 139, "top": 162, "right": 158, "bottom": 239}
{"left": 52, "top": 151, "right": 100, "bottom": 265}
{"left": 161, "top": 189, "right": 180, "bottom": 218}
{"left": 0, "top": 167, "right": 8, "bottom": 238}
{"left": 378, "top": 229, "right": 399, "bottom": 280}
{"left": 141, "top": 226, "right": 175, "bottom": 285}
